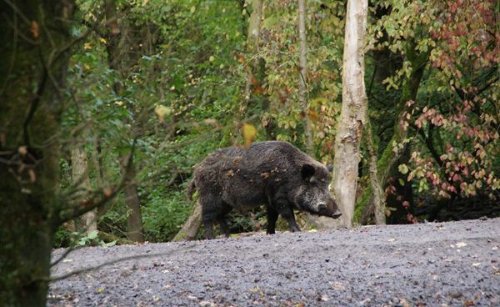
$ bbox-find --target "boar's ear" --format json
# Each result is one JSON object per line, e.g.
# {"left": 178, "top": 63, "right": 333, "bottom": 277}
{"left": 327, "top": 164, "right": 333, "bottom": 173}
{"left": 301, "top": 164, "right": 316, "bottom": 181}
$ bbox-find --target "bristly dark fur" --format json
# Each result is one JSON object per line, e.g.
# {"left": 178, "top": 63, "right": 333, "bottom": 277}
{"left": 190, "top": 141, "right": 341, "bottom": 239}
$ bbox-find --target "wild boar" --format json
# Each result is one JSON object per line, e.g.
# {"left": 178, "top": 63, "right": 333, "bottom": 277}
{"left": 188, "top": 141, "right": 341, "bottom": 239}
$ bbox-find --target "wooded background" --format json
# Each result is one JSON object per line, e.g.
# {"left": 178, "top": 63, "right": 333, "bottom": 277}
{"left": 0, "top": 0, "right": 498, "bottom": 304}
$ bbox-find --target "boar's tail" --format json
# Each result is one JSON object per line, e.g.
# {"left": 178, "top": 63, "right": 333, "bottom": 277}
{"left": 187, "top": 179, "right": 196, "bottom": 200}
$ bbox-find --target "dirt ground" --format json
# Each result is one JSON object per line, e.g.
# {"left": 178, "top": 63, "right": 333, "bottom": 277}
{"left": 49, "top": 218, "right": 499, "bottom": 306}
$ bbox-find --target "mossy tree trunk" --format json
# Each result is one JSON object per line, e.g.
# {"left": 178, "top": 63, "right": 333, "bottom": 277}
{"left": 71, "top": 145, "right": 98, "bottom": 233}
{"left": 173, "top": 202, "right": 202, "bottom": 241}
{"left": 120, "top": 157, "right": 145, "bottom": 242}
{"left": 354, "top": 44, "right": 428, "bottom": 222}
{"left": 0, "top": 1, "right": 75, "bottom": 305}
{"left": 365, "top": 118, "right": 386, "bottom": 224}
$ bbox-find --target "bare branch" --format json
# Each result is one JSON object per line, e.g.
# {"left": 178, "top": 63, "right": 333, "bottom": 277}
{"left": 50, "top": 245, "right": 86, "bottom": 268}
{"left": 49, "top": 244, "right": 196, "bottom": 282}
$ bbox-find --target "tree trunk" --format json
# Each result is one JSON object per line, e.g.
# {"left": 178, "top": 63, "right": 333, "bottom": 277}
{"left": 365, "top": 119, "right": 386, "bottom": 224}
{"left": 354, "top": 44, "right": 428, "bottom": 222}
{"left": 104, "top": 1, "right": 145, "bottom": 243}
{"left": 298, "top": 0, "right": 312, "bottom": 152}
{"left": 0, "top": 1, "right": 75, "bottom": 305}
{"left": 244, "top": 0, "right": 263, "bottom": 104}
{"left": 332, "top": 0, "right": 368, "bottom": 228}
{"left": 120, "top": 157, "right": 145, "bottom": 243}
{"left": 71, "top": 146, "right": 98, "bottom": 233}
{"left": 173, "top": 202, "right": 202, "bottom": 241}
{"left": 240, "top": 0, "right": 276, "bottom": 139}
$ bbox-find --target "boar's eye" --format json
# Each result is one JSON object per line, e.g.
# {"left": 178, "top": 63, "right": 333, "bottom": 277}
{"left": 301, "top": 164, "right": 316, "bottom": 182}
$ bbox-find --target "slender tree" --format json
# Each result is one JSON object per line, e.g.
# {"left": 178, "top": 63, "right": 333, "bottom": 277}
{"left": 365, "top": 119, "right": 386, "bottom": 224}
{"left": 244, "top": 0, "right": 264, "bottom": 105}
{"left": 355, "top": 42, "right": 428, "bottom": 222}
{"left": 104, "top": 0, "right": 145, "bottom": 242}
{"left": 298, "top": 0, "right": 312, "bottom": 152}
{"left": 71, "top": 145, "right": 98, "bottom": 233}
{"left": 332, "top": 0, "right": 368, "bottom": 227}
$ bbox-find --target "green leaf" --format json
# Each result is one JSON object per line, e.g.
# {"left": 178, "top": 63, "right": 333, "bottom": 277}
{"left": 398, "top": 164, "right": 409, "bottom": 175}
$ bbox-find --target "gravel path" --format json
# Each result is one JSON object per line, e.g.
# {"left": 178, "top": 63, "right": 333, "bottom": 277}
{"left": 49, "top": 218, "right": 500, "bottom": 306}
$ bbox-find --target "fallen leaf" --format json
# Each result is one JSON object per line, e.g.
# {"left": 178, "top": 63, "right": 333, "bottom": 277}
{"left": 28, "top": 169, "right": 36, "bottom": 183}
{"left": 318, "top": 294, "right": 329, "bottom": 302}
{"left": 463, "top": 300, "right": 475, "bottom": 307}
{"left": 31, "top": 21, "right": 39, "bottom": 38}
{"left": 18, "top": 146, "right": 28, "bottom": 156}
{"left": 330, "top": 281, "right": 346, "bottom": 291}
{"left": 154, "top": 105, "right": 172, "bottom": 123}
{"left": 242, "top": 123, "right": 257, "bottom": 148}
{"left": 103, "top": 187, "right": 113, "bottom": 197}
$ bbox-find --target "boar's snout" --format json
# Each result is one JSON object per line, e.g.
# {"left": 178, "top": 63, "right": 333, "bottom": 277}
{"left": 331, "top": 208, "right": 342, "bottom": 218}
{"left": 324, "top": 199, "right": 342, "bottom": 219}
{"left": 314, "top": 199, "right": 342, "bottom": 219}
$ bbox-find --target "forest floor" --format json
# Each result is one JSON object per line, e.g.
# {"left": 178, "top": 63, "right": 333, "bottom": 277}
{"left": 49, "top": 217, "right": 500, "bottom": 306}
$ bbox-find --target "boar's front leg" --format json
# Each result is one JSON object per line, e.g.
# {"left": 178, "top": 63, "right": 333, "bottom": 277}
{"left": 200, "top": 194, "right": 221, "bottom": 239}
{"left": 202, "top": 197, "right": 232, "bottom": 239}
{"left": 266, "top": 206, "right": 279, "bottom": 234}
{"left": 203, "top": 218, "right": 215, "bottom": 239}
{"left": 274, "top": 198, "right": 301, "bottom": 233}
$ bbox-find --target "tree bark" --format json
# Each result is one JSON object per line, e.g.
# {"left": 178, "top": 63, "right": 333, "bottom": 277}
{"left": 365, "top": 119, "right": 386, "bottom": 224}
{"left": 0, "top": 1, "right": 75, "bottom": 305}
{"left": 332, "top": 0, "right": 368, "bottom": 228}
{"left": 173, "top": 202, "right": 202, "bottom": 241}
{"left": 120, "top": 157, "right": 145, "bottom": 243}
{"left": 298, "top": 0, "right": 312, "bottom": 152}
{"left": 240, "top": 0, "right": 276, "bottom": 139}
{"left": 71, "top": 146, "right": 98, "bottom": 233}
{"left": 244, "top": 0, "right": 263, "bottom": 104}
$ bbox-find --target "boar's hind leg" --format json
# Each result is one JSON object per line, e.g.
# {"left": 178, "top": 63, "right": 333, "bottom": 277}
{"left": 266, "top": 206, "right": 279, "bottom": 234}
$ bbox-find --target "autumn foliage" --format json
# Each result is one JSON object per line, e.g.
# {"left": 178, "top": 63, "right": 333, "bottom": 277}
{"left": 395, "top": 0, "right": 498, "bottom": 216}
